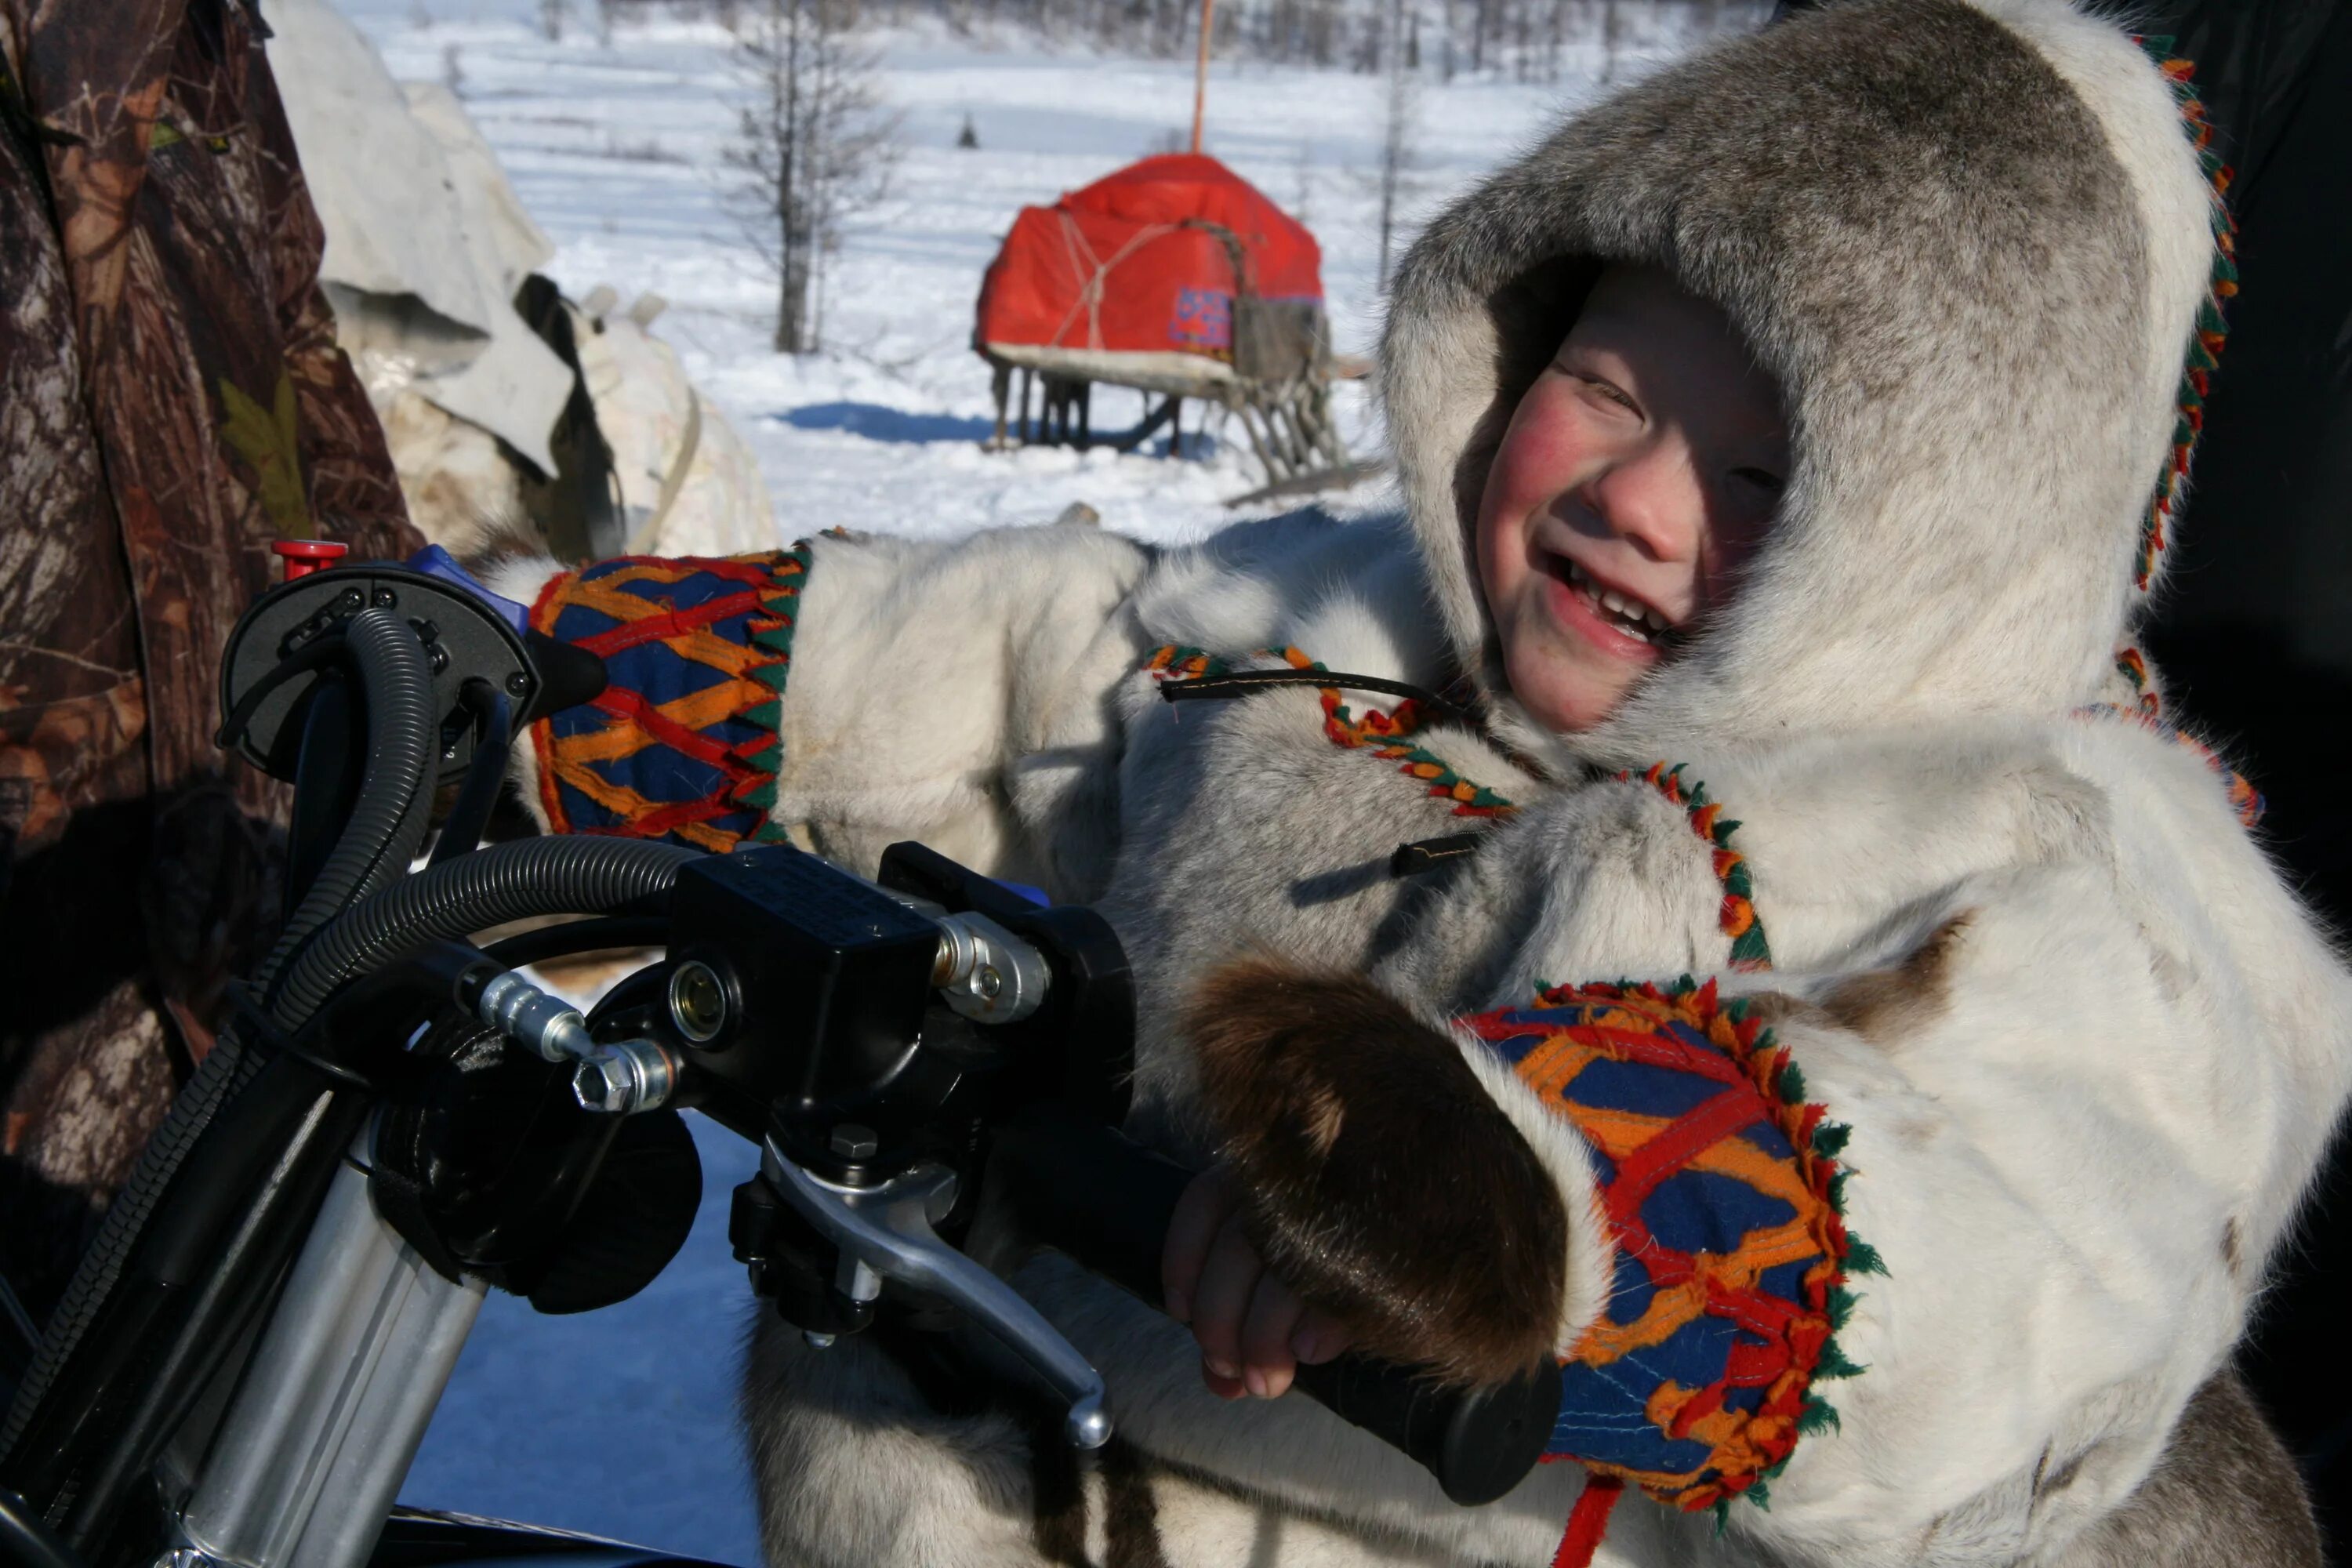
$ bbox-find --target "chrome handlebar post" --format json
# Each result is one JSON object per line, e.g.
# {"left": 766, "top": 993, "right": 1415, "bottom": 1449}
{"left": 171, "top": 1125, "right": 485, "bottom": 1568}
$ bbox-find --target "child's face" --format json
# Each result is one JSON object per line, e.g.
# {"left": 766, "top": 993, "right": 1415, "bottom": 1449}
{"left": 1474, "top": 265, "right": 1788, "bottom": 733}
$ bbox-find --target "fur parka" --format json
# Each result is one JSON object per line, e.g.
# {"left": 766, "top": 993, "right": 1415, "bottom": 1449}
{"left": 495, "top": 2, "right": 2343, "bottom": 1563}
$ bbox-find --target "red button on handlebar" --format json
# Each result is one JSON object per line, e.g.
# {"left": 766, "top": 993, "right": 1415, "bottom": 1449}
{"left": 273, "top": 539, "right": 349, "bottom": 581}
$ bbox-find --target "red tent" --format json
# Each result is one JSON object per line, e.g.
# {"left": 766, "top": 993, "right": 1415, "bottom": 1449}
{"left": 975, "top": 154, "right": 1323, "bottom": 372}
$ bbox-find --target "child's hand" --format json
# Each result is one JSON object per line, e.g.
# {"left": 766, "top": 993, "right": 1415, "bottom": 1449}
{"left": 1161, "top": 1164, "right": 1354, "bottom": 1399}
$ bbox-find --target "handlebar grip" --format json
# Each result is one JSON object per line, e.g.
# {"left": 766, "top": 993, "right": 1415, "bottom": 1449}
{"left": 1287, "top": 1352, "right": 1557, "bottom": 1507}
{"left": 986, "top": 1108, "right": 1555, "bottom": 1506}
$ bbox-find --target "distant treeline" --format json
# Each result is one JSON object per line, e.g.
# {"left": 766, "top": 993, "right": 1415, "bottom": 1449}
{"left": 597, "top": 0, "right": 1772, "bottom": 81}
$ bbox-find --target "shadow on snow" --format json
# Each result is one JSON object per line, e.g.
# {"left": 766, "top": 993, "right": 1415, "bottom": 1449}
{"left": 771, "top": 401, "right": 1220, "bottom": 460}
{"left": 775, "top": 402, "right": 996, "bottom": 444}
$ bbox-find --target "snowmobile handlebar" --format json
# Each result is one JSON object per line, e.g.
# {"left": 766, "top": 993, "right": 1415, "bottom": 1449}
{"left": 634, "top": 837, "right": 1553, "bottom": 1504}
{"left": 2, "top": 553, "right": 1544, "bottom": 1564}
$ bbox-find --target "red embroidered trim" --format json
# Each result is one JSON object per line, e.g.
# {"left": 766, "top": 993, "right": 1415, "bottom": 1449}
{"left": 1266, "top": 648, "right": 1519, "bottom": 817}
{"left": 1618, "top": 762, "right": 1773, "bottom": 973}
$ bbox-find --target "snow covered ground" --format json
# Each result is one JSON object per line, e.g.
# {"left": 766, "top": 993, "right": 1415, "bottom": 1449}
{"left": 330, "top": 0, "right": 1737, "bottom": 1555}
{"left": 326, "top": 0, "right": 1729, "bottom": 551}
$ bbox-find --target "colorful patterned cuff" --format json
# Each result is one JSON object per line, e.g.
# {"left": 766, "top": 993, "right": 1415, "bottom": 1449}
{"left": 528, "top": 547, "right": 811, "bottom": 851}
{"left": 1465, "top": 978, "right": 1877, "bottom": 1521}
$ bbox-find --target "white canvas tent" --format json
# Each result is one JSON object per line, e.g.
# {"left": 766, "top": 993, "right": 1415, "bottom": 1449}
{"left": 265, "top": 0, "right": 773, "bottom": 560}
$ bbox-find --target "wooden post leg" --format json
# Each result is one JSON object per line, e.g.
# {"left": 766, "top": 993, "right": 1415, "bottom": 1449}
{"left": 1078, "top": 382, "right": 1092, "bottom": 448}
{"left": 990, "top": 361, "right": 1011, "bottom": 449}
{"left": 1171, "top": 397, "right": 1183, "bottom": 459}
{"left": 1018, "top": 368, "right": 1033, "bottom": 443}
{"left": 1237, "top": 401, "right": 1277, "bottom": 482}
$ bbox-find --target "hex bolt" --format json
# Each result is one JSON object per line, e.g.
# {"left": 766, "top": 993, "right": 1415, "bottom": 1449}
{"left": 372, "top": 587, "right": 397, "bottom": 608}
{"left": 829, "top": 1123, "right": 880, "bottom": 1161}
{"left": 569, "top": 1039, "right": 677, "bottom": 1116}
{"left": 505, "top": 671, "right": 532, "bottom": 697}
{"left": 977, "top": 965, "right": 1003, "bottom": 1000}
{"left": 337, "top": 587, "right": 366, "bottom": 613}
{"left": 572, "top": 1055, "right": 629, "bottom": 1111}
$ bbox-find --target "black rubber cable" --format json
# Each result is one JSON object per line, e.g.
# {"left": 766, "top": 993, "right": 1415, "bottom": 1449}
{"left": 426, "top": 681, "right": 513, "bottom": 868}
{"left": 211, "top": 630, "right": 347, "bottom": 753}
{"left": 1157, "top": 666, "right": 1468, "bottom": 717}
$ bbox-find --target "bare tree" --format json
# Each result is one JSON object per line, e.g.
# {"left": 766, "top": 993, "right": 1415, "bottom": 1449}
{"left": 1375, "top": 0, "right": 1418, "bottom": 287}
{"left": 727, "top": 0, "right": 899, "bottom": 354}
{"left": 671, "top": 0, "right": 1762, "bottom": 80}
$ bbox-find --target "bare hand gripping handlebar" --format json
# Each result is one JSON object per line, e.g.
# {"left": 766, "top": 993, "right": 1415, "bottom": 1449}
{"left": 0, "top": 554, "right": 1550, "bottom": 1568}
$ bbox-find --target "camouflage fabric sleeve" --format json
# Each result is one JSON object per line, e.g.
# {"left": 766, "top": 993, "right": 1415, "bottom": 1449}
{"left": 0, "top": 0, "right": 417, "bottom": 1316}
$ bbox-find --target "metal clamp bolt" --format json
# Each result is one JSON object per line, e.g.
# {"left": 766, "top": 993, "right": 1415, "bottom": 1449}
{"left": 930, "top": 910, "right": 1048, "bottom": 1025}
{"left": 569, "top": 1037, "right": 679, "bottom": 1116}
{"left": 477, "top": 970, "right": 677, "bottom": 1115}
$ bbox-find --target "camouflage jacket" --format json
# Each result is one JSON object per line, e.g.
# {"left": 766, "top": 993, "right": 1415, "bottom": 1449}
{"left": 0, "top": 0, "right": 419, "bottom": 1312}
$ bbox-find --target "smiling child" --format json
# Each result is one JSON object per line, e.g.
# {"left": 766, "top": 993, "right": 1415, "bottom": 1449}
{"left": 492, "top": 3, "right": 2337, "bottom": 1563}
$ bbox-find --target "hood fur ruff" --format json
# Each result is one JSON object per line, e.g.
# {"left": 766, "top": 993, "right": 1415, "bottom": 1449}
{"left": 1381, "top": 0, "right": 2220, "bottom": 772}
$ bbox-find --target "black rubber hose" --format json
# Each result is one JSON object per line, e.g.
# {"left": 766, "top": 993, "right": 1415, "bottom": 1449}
{"left": 268, "top": 836, "right": 699, "bottom": 1029}
{"left": 254, "top": 608, "right": 437, "bottom": 994}
{"left": 212, "top": 630, "right": 348, "bottom": 757}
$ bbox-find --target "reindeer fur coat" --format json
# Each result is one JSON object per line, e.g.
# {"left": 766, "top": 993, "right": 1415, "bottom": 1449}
{"left": 496, "top": 2, "right": 2343, "bottom": 1562}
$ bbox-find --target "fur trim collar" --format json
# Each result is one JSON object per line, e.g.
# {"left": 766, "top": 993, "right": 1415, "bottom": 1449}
{"left": 1380, "top": 0, "right": 2220, "bottom": 771}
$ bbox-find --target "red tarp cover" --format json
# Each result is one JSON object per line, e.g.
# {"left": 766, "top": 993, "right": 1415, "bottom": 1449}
{"left": 975, "top": 154, "right": 1323, "bottom": 361}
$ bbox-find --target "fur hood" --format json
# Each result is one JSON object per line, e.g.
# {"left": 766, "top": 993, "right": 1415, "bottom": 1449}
{"left": 1381, "top": 0, "right": 2226, "bottom": 772}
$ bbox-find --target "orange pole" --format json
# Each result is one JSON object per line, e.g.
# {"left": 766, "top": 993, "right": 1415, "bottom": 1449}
{"left": 1190, "top": 0, "right": 1214, "bottom": 154}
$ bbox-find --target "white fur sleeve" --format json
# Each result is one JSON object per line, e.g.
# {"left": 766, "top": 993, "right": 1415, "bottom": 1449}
{"left": 1708, "top": 873, "right": 2274, "bottom": 1565}
{"left": 773, "top": 527, "right": 1153, "bottom": 894}
{"left": 1383, "top": 740, "right": 2351, "bottom": 1565}
{"left": 498, "top": 524, "right": 1155, "bottom": 897}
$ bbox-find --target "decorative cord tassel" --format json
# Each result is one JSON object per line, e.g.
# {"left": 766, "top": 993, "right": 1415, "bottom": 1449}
{"left": 1550, "top": 1474, "right": 1624, "bottom": 1568}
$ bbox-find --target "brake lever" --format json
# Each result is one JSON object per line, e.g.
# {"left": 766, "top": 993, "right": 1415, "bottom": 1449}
{"left": 759, "top": 1136, "right": 1112, "bottom": 1450}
